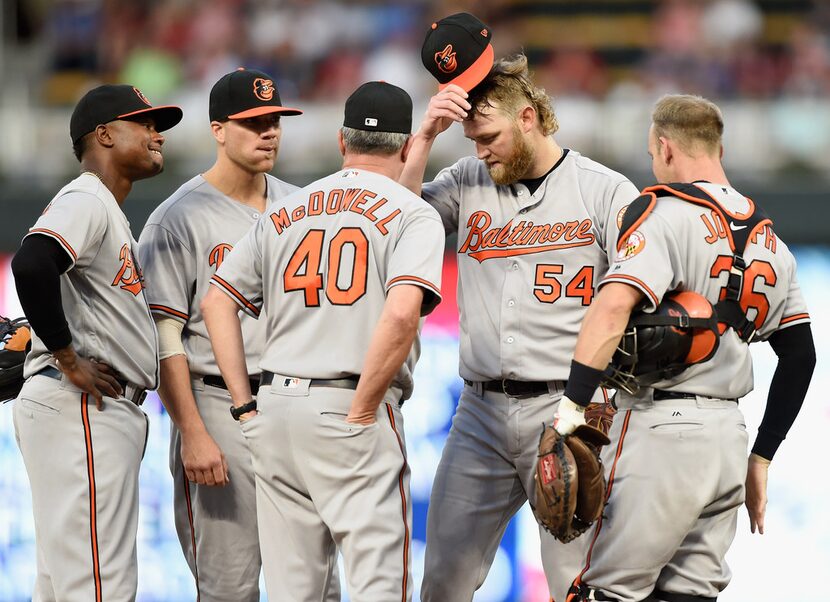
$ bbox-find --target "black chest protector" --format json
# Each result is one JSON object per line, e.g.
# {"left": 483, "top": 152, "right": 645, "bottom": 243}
{"left": 618, "top": 182, "right": 772, "bottom": 343}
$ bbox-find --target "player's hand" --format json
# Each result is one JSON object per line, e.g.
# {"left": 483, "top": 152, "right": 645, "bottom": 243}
{"left": 417, "top": 84, "right": 471, "bottom": 140}
{"left": 181, "top": 429, "right": 230, "bottom": 487}
{"left": 56, "top": 351, "right": 123, "bottom": 411}
{"left": 346, "top": 409, "right": 376, "bottom": 426}
{"left": 745, "top": 453, "right": 770, "bottom": 534}
{"left": 553, "top": 395, "right": 587, "bottom": 436}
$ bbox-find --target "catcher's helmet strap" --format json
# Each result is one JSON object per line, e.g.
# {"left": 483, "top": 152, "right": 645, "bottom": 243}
{"left": 629, "top": 313, "right": 718, "bottom": 331}
{"left": 617, "top": 192, "right": 656, "bottom": 253}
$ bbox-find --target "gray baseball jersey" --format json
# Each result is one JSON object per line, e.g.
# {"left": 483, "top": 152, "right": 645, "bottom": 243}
{"left": 422, "top": 149, "right": 639, "bottom": 381}
{"left": 211, "top": 168, "right": 445, "bottom": 399}
{"left": 575, "top": 183, "right": 811, "bottom": 602}
{"left": 23, "top": 172, "right": 158, "bottom": 388}
{"left": 138, "top": 173, "right": 297, "bottom": 376}
{"left": 210, "top": 167, "right": 444, "bottom": 600}
{"left": 603, "top": 181, "right": 810, "bottom": 397}
{"left": 15, "top": 172, "right": 153, "bottom": 601}
{"left": 137, "top": 173, "right": 304, "bottom": 601}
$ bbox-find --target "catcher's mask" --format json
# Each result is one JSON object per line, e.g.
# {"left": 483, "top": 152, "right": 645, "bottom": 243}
{"left": 603, "top": 291, "right": 720, "bottom": 394}
{"left": 0, "top": 316, "right": 31, "bottom": 402}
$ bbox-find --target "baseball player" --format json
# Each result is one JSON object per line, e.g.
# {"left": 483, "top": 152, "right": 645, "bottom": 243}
{"left": 137, "top": 68, "right": 341, "bottom": 601}
{"left": 405, "top": 14, "right": 640, "bottom": 602}
{"left": 10, "top": 85, "right": 181, "bottom": 601}
{"left": 557, "top": 94, "right": 816, "bottom": 602}
{"left": 201, "top": 81, "right": 445, "bottom": 601}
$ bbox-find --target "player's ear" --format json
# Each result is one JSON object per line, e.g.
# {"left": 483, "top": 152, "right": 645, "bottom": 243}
{"left": 517, "top": 105, "right": 535, "bottom": 134}
{"left": 400, "top": 135, "right": 413, "bottom": 163}
{"left": 210, "top": 121, "right": 225, "bottom": 144}
{"left": 659, "top": 136, "right": 673, "bottom": 164}
{"left": 337, "top": 129, "right": 346, "bottom": 158}
{"left": 94, "top": 124, "right": 114, "bottom": 149}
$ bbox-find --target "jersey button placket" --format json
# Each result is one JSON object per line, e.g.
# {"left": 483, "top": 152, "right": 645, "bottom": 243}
{"left": 501, "top": 256, "right": 523, "bottom": 378}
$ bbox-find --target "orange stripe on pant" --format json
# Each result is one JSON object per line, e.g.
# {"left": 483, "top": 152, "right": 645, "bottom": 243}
{"left": 80, "top": 393, "right": 103, "bottom": 602}
{"left": 384, "top": 403, "right": 410, "bottom": 602}
{"left": 567, "top": 409, "right": 633, "bottom": 602}
{"left": 182, "top": 466, "right": 202, "bottom": 601}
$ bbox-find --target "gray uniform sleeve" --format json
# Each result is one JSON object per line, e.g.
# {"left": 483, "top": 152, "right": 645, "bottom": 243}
{"left": 137, "top": 224, "right": 196, "bottom": 322}
{"left": 26, "top": 192, "right": 107, "bottom": 268}
{"left": 601, "top": 180, "right": 641, "bottom": 262}
{"left": 210, "top": 219, "right": 264, "bottom": 318}
{"left": 601, "top": 211, "right": 682, "bottom": 310}
{"left": 386, "top": 211, "right": 445, "bottom": 316}
{"left": 421, "top": 162, "right": 463, "bottom": 235}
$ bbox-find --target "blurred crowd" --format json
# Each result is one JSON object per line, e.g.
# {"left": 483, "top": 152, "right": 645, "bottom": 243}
{"left": 7, "top": 0, "right": 830, "bottom": 105}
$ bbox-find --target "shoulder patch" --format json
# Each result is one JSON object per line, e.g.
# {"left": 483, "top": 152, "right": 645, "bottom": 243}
{"left": 616, "top": 231, "right": 646, "bottom": 262}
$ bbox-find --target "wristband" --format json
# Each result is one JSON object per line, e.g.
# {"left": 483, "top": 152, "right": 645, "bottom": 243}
{"left": 564, "top": 360, "right": 605, "bottom": 407}
{"left": 230, "top": 399, "right": 257, "bottom": 421}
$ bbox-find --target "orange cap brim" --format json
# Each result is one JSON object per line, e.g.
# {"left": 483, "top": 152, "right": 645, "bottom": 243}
{"left": 228, "top": 105, "right": 303, "bottom": 119}
{"left": 438, "top": 44, "right": 494, "bottom": 93}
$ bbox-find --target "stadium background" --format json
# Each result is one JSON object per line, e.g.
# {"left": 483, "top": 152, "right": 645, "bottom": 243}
{"left": 0, "top": 0, "right": 827, "bottom": 600}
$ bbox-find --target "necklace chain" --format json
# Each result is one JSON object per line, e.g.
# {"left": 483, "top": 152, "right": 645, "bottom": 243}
{"left": 82, "top": 170, "right": 104, "bottom": 181}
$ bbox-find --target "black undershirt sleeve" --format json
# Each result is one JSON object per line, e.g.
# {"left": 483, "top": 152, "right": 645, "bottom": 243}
{"left": 11, "top": 234, "right": 74, "bottom": 351}
{"left": 752, "top": 322, "right": 816, "bottom": 460}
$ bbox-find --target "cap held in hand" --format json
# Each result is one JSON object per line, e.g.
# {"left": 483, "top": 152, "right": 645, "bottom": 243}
{"left": 209, "top": 67, "right": 303, "bottom": 122}
{"left": 70, "top": 85, "right": 183, "bottom": 145}
{"left": 421, "top": 12, "right": 494, "bottom": 92}
{"left": 343, "top": 81, "right": 413, "bottom": 134}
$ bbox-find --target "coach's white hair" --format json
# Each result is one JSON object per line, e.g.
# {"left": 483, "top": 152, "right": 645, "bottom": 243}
{"left": 340, "top": 127, "right": 410, "bottom": 156}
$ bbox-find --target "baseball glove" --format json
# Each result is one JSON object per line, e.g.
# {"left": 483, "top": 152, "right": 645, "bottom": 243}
{"left": 532, "top": 402, "right": 615, "bottom": 542}
{"left": 0, "top": 316, "right": 31, "bottom": 403}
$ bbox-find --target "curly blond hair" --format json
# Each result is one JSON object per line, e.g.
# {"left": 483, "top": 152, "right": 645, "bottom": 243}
{"left": 467, "top": 53, "right": 558, "bottom": 136}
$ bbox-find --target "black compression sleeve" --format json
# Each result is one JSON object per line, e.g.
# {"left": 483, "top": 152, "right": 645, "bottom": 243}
{"left": 752, "top": 323, "right": 816, "bottom": 460}
{"left": 11, "top": 234, "right": 73, "bottom": 351}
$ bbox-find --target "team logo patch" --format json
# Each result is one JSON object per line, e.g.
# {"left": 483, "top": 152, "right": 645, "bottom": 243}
{"left": 133, "top": 87, "right": 152, "bottom": 106}
{"left": 616, "top": 205, "right": 629, "bottom": 229}
{"left": 435, "top": 44, "right": 458, "bottom": 74}
{"left": 253, "top": 78, "right": 275, "bottom": 101}
{"left": 364, "top": 117, "right": 378, "bottom": 128}
{"left": 341, "top": 170, "right": 359, "bottom": 178}
{"left": 282, "top": 377, "right": 300, "bottom": 389}
{"left": 480, "top": 28, "right": 488, "bottom": 37}
{"left": 616, "top": 230, "right": 645, "bottom": 262}
{"left": 540, "top": 454, "right": 557, "bottom": 485}
{"left": 209, "top": 243, "right": 233, "bottom": 271}
{"left": 111, "top": 243, "right": 144, "bottom": 296}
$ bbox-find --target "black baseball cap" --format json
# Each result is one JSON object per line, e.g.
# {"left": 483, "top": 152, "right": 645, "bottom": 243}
{"left": 421, "top": 12, "right": 494, "bottom": 92}
{"left": 70, "top": 84, "right": 183, "bottom": 145}
{"left": 209, "top": 68, "right": 303, "bottom": 122}
{"left": 343, "top": 82, "right": 412, "bottom": 134}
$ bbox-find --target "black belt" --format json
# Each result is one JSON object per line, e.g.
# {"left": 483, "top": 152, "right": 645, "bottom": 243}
{"left": 203, "top": 374, "right": 260, "bottom": 396}
{"left": 260, "top": 371, "right": 360, "bottom": 390}
{"left": 37, "top": 366, "right": 147, "bottom": 406}
{"left": 653, "top": 389, "right": 737, "bottom": 403}
{"left": 465, "top": 379, "right": 562, "bottom": 397}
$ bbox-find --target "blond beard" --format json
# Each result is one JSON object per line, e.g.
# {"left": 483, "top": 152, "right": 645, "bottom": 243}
{"left": 487, "top": 125, "right": 535, "bottom": 185}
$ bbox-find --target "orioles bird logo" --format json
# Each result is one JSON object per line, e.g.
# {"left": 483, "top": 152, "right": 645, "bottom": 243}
{"left": 435, "top": 44, "right": 458, "bottom": 74}
{"left": 111, "top": 243, "right": 144, "bottom": 296}
{"left": 133, "top": 87, "right": 152, "bottom": 106}
{"left": 209, "top": 243, "right": 234, "bottom": 271}
{"left": 253, "top": 78, "right": 275, "bottom": 101}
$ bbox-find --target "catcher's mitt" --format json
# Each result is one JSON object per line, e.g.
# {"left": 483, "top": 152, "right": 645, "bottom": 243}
{"left": 532, "top": 402, "right": 616, "bottom": 542}
{"left": 0, "top": 316, "right": 31, "bottom": 403}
